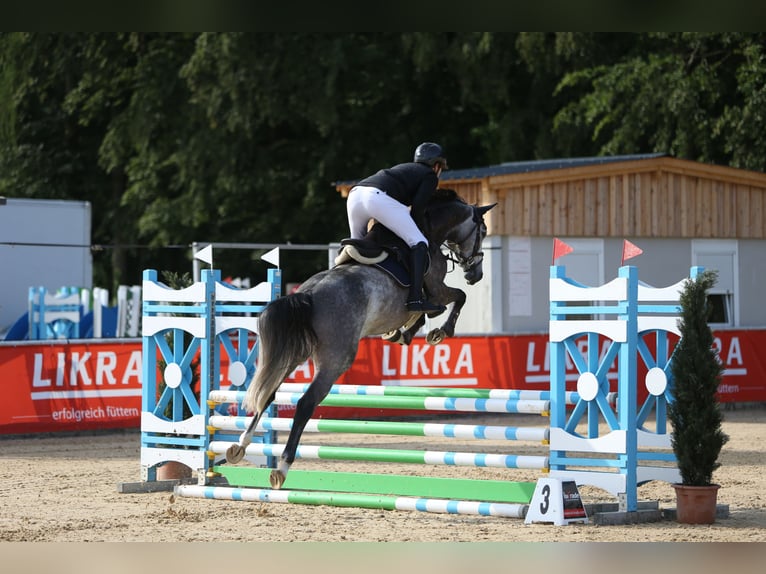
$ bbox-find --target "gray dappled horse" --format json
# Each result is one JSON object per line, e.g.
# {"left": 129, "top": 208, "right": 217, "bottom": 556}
{"left": 226, "top": 189, "right": 497, "bottom": 488}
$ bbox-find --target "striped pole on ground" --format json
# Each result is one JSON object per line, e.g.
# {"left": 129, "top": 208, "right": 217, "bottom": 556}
{"left": 175, "top": 484, "right": 528, "bottom": 518}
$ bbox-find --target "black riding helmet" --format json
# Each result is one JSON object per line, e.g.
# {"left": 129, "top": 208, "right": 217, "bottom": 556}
{"left": 413, "top": 142, "right": 449, "bottom": 169}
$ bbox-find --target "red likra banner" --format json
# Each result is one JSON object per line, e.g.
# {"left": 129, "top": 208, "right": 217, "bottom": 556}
{"left": 275, "top": 330, "right": 766, "bottom": 418}
{"left": 2, "top": 330, "right": 765, "bottom": 434}
{"left": 0, "top": 340, "right": 143, "bottom": 434}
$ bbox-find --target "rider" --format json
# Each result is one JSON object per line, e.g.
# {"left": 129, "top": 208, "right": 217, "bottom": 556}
{"left": 346, "top": 142, "right": 448, "bottom": 314}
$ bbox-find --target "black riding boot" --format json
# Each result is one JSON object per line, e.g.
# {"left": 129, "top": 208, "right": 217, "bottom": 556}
{"left": 406, "top": 242, "right": 446, "bottom": 314}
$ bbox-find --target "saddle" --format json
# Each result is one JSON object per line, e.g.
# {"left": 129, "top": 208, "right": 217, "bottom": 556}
{"left": 334, "top": 224, "right": 429, "bottom": 288}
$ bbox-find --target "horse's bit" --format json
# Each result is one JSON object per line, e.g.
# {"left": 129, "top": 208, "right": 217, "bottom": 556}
{"left": 444, "top": 208, "right": 485, "bottom": 272}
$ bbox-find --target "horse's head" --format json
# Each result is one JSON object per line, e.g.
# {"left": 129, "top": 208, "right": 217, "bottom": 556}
{"left": 445, "top": 201, "right": 497, "bottom": 285}
{"left": 424, "top": 189, "right": 497, "bottom": 285}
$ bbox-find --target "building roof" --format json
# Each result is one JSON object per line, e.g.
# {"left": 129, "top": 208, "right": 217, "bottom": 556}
{"left": 334, "top": 153, "right": 669, "bottom": 188}
{"left": 439, "top": 152, "right": 668, "bottom": 182}
{"left": 335, "top": 152, "right": 766, "bottom": 239}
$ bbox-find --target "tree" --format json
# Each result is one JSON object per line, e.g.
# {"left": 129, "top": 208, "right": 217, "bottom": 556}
{"left": 5, "top": 33, "right": 766, "bottom": 291}
{"left": 552, "top": 33, "right": 766, "bottom": 170}
{"left": 0, "top": 33, "right": 200, "bottom": 289}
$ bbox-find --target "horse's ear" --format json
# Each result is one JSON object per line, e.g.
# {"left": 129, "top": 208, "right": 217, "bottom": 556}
{"left": 476, "top": 202, "right": 498, "bottom": 216}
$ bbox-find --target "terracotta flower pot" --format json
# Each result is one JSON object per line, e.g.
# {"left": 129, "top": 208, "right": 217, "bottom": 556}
{"left": 157, "top": 460, "right": 192, "bottom": 481}
{"left": 672, "top": 484, "right": 720, "bottom": 524}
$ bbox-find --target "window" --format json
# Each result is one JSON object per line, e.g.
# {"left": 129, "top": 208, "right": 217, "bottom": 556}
{"left": 707, "top": 293, "right": 732, "bottom": 325}
{"left": 559, "top": 239, "right": 604, "bottom": 321}
{"left": 692, "top": 240, "right": 738, "bottom": 327}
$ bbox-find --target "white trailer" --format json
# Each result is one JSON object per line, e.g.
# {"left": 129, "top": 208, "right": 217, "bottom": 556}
{"left": 0, "top": 198, "right": 92, "bottom": 336}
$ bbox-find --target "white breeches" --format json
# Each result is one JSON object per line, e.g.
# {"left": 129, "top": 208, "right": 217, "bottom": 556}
{"left": 346, "top": 186, "right": 427, "bottom": 247}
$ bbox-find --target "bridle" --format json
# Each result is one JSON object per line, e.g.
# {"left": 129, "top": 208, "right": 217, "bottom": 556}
{"left": 444, "top": 207, "right": 486, "bottom": 273}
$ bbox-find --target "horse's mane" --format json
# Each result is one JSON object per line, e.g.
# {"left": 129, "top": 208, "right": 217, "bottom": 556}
{"left": 429, "top": 188, "right": 466, "bottom": 205}
{"left": 423, "top": 188, "right": 471, "bottom": 234}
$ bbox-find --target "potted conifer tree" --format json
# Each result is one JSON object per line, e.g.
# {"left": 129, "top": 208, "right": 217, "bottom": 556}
{"left": 668, "top": 269, "right": 729, "bottom": 524}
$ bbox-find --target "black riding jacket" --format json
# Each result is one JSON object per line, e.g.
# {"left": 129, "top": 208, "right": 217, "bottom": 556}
{"left": 357, "top": 162, "right": 438, "bottom": 228}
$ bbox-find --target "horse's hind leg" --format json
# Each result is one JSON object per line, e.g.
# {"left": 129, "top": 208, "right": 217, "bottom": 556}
{"left": 382, "top": 313, "right": 426, "bottom": 346}
{"left": 225, "top": 390, "right": 277, "bottom": 463}
{"left": 225, "top": 412, "right": 262, "bottom": 463}
{"left": 269, "top": 368, "right": 342, "bottom": 489}
{"left": 397, "top": 314, "right": 426, "bottom": 345}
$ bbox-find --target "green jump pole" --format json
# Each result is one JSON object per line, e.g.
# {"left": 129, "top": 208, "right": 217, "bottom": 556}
{"left": 212, "top": 466, "right": 536, "bottom": 504}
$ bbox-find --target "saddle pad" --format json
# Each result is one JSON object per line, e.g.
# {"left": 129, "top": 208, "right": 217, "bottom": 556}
{"left": 373, "top": 257, "right": 411, "bottom": 288}
{"left": 334, "top": 248, "right": 410, "bottom": 287}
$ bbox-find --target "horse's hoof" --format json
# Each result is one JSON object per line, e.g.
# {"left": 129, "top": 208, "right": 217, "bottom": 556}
{"left": 382, "top": 330, "right": 403, "bottom": 344}
{"left": 426, "top": 328, "right": 446, "bottom": 345}
{"left": 269, "top": 469, "right": 286, "bottom": 489}
{"left": 226, "top": 444, "right": 246, "bottom": 464}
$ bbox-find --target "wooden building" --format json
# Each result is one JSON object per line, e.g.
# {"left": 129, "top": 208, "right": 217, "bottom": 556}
{"left": 336, "top": 153, "right": 766, "bottom": 334}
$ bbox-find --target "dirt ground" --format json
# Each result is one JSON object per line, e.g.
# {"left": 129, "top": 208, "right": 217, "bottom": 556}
{"left": 0, "top": 406, "right": 764, "bottom": 543}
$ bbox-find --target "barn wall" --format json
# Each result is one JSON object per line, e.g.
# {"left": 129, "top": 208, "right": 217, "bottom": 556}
{"left": 446, "top": 160, "right": 766, "bottom": 240}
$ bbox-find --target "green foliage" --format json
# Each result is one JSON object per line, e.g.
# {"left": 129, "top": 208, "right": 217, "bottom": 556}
{"left": 160, "top": 270, "right": 193, "bottom": 291}
{"left": 554, "top": 33, "right": 766, "bottom": 169}
{"left": 2, "top": 33, "right": 766, "bottom": 290}
{"left": 668, "top": 270, "right": 729, "bottom": 486}
{"left": 0, "top": 32, "right": 541, "bottom": 288}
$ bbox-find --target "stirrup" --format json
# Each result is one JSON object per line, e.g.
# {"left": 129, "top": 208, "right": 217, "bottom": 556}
{"left": 406, "top": 299, "right": 446, "bottom": 314}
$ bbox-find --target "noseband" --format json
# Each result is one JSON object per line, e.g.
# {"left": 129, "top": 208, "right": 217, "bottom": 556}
{"left": 445, "top": 207, "right": 485, "bottom": 272}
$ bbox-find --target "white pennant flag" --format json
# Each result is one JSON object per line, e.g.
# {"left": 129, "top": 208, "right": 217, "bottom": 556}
{"left": 194, "top": 244, "right": 213, "bottom": 265}
{"left": 261, "top": 247, "right": 280, "bottom": 267}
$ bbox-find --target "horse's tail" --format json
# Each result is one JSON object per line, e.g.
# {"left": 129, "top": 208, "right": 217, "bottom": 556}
{"left": 242, "top": 292, "right": 317, "bottom": 414}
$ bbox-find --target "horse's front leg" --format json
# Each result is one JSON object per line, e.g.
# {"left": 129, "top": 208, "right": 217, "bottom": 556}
{"left": 421, "top": 253, "right": 463, "bottom": 345}
{"left": 425, "top": 287, "right": 466, "bottom": 345}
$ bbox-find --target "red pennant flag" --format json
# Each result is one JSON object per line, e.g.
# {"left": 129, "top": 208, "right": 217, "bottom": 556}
{"left": 621, "top": 239, "right": 643, "bottom": 265}
{"left": 552, "top": 238, "right": 574, "bottom": 264}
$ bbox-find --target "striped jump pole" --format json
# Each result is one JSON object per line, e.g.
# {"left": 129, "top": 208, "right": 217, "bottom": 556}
{"left": 208, "top": 415, "right": 550, "bottom": 442}
{"left": 194, "top": 383, "right": 551, "bottom": 517}
{"left": 208, "top": 390, "right": 550, "bottom": 415}
{"left": 175, "top": 484, "right": 528, "bottom": 518}
{"left": 207, "top": 440, "right": 549, "bottom": 469}
{"left": 279, "top": 382, "right": 580, "bottom": 404}
{"left": 182, "top": 382, "right": 554, "bottom": 518}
